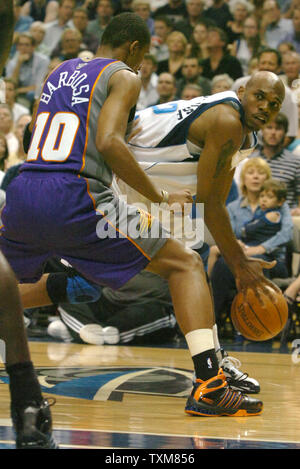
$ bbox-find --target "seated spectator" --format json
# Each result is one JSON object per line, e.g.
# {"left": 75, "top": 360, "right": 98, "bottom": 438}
{"left": 3, "top": 78, "right": 30, "bottom": 125}
{"left": 250, "top": 112, "right": 300, "bottom": 214}
{"left": 278, "top": 41, "right": 296, "bottom": 57}
{"left": 41, "top": 0, "right": 75, "bottom": 55}
{"left": 21, "top": 0, "right": 59, "bottom": 23}
{"left": 280, "top": 50, "right": 300, "bottom": 97}
{"left": 29, "top": 21, "right": 52, "bottom": 57}
{"left": 132, "top": 0, "right": 155, "bottom": 35}
{"left": 5, "top": 113, "right": 32, "bottom": 170}
{"left": 261, "top": 0, "right": 293, "bottom": 48}
{"left": 176, "top": 56, "right": 211, "bottom": 97}
{"left": 202, "top": 0, "right": 234, "bottom": 31}
{"left": 0, "top": 104, "right": 19, "bottom": 158}
{"left": 150, "top": 15, "right": 173, "bottom": 62}
{"left": 5, "top": 32, "right": 50, "bottom": 108}
{"left": 232, "top": 48, "right": 299, "bottom": 146}
{"left": 136, "top": 54, "right": 159, "bottom": 111}
{"left": 175, "top": 0, "right": 206, "bottom": 41}
{"left": 156, "top": 30, "right": 188, "bottom": 81}
{"left": 200, "top": 26, "right": 244, "bottom": 81}
{"left": 154, "top": 72, "right": 178, "bottom": 104}
{"left": 0, "top": 133, "right": 9, "bottom": 185}
{"left": 86, "top": 0, "right": 114, "bottom": 43}
{"left": 186, "top": 19, "right": 214, "bottom": 61}
{"left": 71, "top": 7, "right": 99, "bottom": 54}
{"left": 230, "top": 14, "right": 264, "bottom": 75}
{"left": 225, "top": 0, "right": 254, "bottom": 45}
{"left": 13, "top": 0, "right": 34, "bottom": 35}
{"left": 50, "top": 28, "right": 84, "bottom": 60}
{"left": 279, "top": 6, "right": 300, "bottom": 54}
{"left": 180, "top": 83, "right": 203, "bottom": 99}
{"left": 211, "top": 73, "right": 233, "bottom": 93}
{"left": 209, "top": 157, "right": 293, "bottom": 328}
{"left": 153, "top": 0, "right": 188, "bottom": 26}
{"left": 47, "top": 269, "right": 177, "bottom": 345}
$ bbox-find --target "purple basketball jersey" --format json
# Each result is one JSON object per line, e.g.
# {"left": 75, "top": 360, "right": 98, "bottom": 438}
{"left": 21, "top": 57, "right": 117, "bottom": 174}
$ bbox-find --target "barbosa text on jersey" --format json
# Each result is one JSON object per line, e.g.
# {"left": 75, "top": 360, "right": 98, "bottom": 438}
{"left": 40, "top": 68, "right": 90, "bottom": 107}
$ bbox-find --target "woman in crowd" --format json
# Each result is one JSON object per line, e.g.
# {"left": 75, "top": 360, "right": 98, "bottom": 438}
{"left": 156, "top": 30, "right": 188, "bottom": 81}
{"left": 230, "top": 14, "right": 264, "bottom": 74}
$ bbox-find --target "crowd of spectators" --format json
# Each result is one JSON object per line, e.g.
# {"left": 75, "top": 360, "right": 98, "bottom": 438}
{"left": 1, "top": 0, "right": 300, "bottom": 344}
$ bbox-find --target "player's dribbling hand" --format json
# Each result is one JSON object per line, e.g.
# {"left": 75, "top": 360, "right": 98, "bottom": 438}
{"left": 235, "top": 257, "right": 282, "bottom": 304}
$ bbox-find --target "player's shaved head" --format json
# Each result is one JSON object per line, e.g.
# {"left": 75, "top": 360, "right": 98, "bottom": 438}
{"left": 246, "top": 70, "right": 285, "bottom": 102}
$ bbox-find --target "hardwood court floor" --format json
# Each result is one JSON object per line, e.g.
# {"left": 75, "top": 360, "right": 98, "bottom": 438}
{"left": 0, "top": 341, "right": 299, "bottom": 449}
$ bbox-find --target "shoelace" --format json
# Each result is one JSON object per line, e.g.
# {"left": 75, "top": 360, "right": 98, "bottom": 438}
{"left": 220, "top": 355, "right": 249, "bottom": 383}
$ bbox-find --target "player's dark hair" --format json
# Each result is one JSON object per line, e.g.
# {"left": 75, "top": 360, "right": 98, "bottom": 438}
{"left": 100, "top": 12, "right": 151, "bottom": 48}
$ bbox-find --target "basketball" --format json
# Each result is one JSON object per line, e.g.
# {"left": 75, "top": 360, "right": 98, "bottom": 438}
{"left": 231, "top": 286, "right": 288, "bottom": 341}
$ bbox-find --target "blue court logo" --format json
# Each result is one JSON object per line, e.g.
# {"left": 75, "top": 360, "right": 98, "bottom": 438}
{"left": 0, "top": 366, "right": 193, "bottom": 401}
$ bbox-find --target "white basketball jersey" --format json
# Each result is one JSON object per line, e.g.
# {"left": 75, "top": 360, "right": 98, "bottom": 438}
{"left": 116, "top": 91, "right": 257, "bottom": 248}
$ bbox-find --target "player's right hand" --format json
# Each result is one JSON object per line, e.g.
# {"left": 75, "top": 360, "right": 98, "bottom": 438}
{"left": 235, "top": 257, "right": 282, "bottom": 303}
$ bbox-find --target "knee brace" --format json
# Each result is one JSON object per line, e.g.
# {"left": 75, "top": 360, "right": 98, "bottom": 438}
{"left": 46, "top": 273, "right": 102, "bottom": 305}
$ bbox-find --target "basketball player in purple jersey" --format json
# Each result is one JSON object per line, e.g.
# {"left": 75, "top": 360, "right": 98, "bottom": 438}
{"left": 1, "top": 13, "right": 283, "bottom": 418}
{"left": 0, "top": 0, "right": 58, "bottom": 450}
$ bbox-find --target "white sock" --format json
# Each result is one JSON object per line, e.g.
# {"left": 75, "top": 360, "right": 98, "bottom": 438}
{"left": 212, "top": 324, "right": 223, "bottom": 362}
{"left": 185, "top": 329, "right": 214, "bottom": 357}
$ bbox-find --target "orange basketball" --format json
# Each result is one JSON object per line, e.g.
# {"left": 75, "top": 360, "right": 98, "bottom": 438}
{"left": 231, "top": 286, "right": 288, "bottom": 341}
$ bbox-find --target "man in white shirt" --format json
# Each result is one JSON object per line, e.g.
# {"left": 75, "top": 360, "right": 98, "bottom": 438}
{"left": 42, "top": 0, "right": 75, "bottom": 55}
{"left": 137, "top": 54, "right": 159, "bottom": 110}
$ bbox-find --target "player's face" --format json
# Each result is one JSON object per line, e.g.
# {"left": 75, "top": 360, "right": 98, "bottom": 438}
{"left": 259, "top": 190, "right": 279, "bottom": 211}
{"left": 241, "top": 82, "right": 283, "bottom": 131}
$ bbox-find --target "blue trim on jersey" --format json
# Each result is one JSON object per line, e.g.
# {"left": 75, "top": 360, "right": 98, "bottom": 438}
{"left": 156, "top": 97, "right": 245, "bottom": 148}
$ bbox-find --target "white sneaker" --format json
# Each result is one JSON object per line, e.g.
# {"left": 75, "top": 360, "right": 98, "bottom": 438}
{"left": 79, "top": 324, "right": 104, "bottom": 345}
{"left": 220, "top": 352, "right": 260, "bottom": 394}
{"left": 47, "top": 319, "right": 73, "bottom": 342}
{"left": 102, "top": 326, "right": 120, "bottom": 345}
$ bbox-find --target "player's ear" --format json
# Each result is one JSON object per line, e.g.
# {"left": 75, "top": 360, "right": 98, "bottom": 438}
{"left": 237, "top": 86, "right": 245, "bottom": 101}
{"left": 129, "top": 40, "right": 140, "bottom": 56}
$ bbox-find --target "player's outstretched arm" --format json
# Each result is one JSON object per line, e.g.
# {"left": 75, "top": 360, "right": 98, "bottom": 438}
{"left": 96, "top": 69, "right": 192, "bottom": 208}
{"left": 0, "top": 0, "right": 14, "bottom": 76}
{"left": 194, "top": 108, "right": 279, "bottom": 298}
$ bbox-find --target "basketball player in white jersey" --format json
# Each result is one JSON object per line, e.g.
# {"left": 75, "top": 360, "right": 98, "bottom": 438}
{"left": 114, "top": 75, "right": 284, "bottom": 393}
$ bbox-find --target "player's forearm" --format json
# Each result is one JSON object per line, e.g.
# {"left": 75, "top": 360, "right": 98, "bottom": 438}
{"left": 203, "top": 197, "right": 248, "bottom": 274}
{"left": 99, "top": 137, "right": 164, "bottom": 203}
{"left": 0, "top": 0, "right": 14, "bottom": 75}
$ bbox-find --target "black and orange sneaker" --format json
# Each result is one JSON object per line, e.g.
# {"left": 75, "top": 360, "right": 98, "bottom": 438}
{"left": 185, "top": 369, "right": 263, "bottom": 417}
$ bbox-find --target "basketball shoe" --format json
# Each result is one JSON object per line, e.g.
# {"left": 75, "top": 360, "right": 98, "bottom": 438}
{"left": 11, "top": 398, "right": 59, "bottom": 449}
{"left": 219, "top": 350, "right": 260, "bottom": 394}
{"left": 185, "top": 369, "right": 263, "bottom": 417}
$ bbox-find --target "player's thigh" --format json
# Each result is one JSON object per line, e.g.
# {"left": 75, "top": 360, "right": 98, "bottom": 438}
{"left": 145, "top": 238, "right": 204, "bottom": 279}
